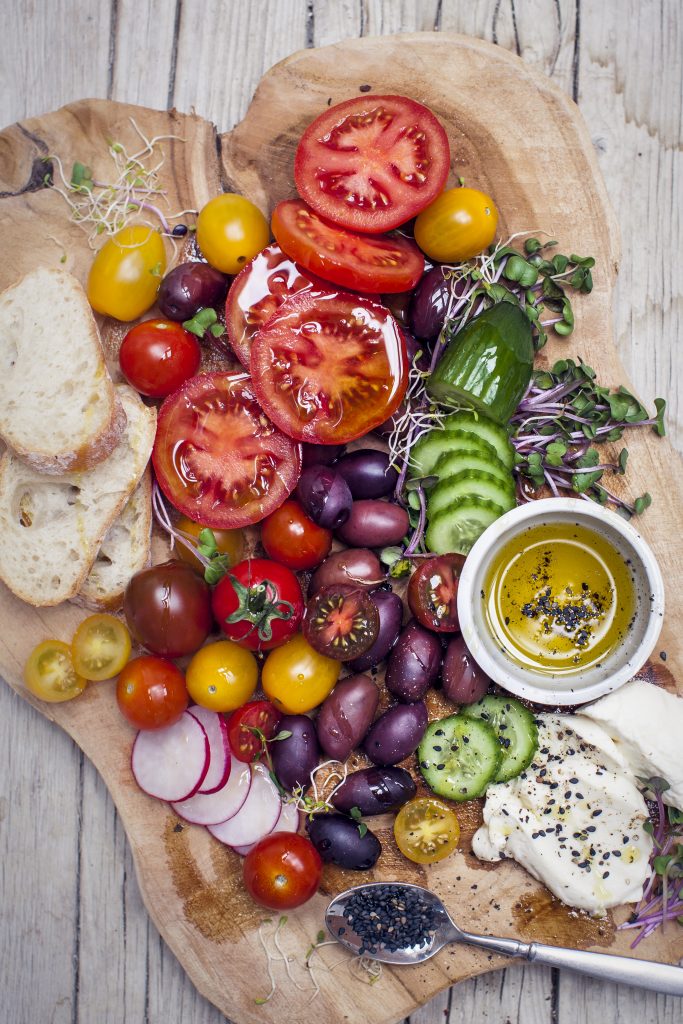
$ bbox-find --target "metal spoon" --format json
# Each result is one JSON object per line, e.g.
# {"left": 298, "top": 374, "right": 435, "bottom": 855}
{"left": 325, "top": 882, "right": 683, "bottom": 996}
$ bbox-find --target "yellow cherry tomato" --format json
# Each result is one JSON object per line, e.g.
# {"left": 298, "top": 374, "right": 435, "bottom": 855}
{"left": 196, "top": 194, "right": 270, "bottom": 275}
{"left": 394, "top": 797, "right": 460, "bottom": 864}
{"left": 261, "top": 633, "right": 340, "bottom": 714}
{"left": 24, "top": 640, "right": 88, "bottom": 703}
{"left": 71, "top": 613, "right": 132, "bottom": 682}
{"left": 185, "top": 639, "right": 258, "bottom": 712}
{"left": 175, "top": 516, "right": 244, "bottom": 576}
{"left": 87, "top": 224, "right": 167, "bottom": 321}
{"left": 414, "top": 187, "right": 498, "bottom": 263}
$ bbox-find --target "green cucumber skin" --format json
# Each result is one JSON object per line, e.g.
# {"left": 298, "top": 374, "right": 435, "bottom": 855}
{"left": 427, "top": 302, "right": 534, "bottom": 425}
{"left": 425, "top": 495, "right": 505, "bottom": 555}
{"left": 432, "top": 448, "right": 511, "bottom": 487}
{"left": 428, "top": 470, "right": 516, "bottom": 519}
{"left": 409, "top": 428, "right": 501, "bottom": 478}
{"left": 463, "top": 695, "right": 539, "bottom": 783}
{"left": 440, "top": 411, "right": 515, "bottom": 470}
{"left": 418, "top": 714, "right": 502, "bottom": 801}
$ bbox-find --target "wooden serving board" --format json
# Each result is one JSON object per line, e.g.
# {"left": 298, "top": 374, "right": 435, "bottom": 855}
{"left": 0, "top": 32, "right": 681, "bottom": 1024}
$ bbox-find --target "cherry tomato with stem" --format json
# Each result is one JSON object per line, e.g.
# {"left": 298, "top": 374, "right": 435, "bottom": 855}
{"left": 407, "top": 554, "right": 465, "bottom": 633}
{"left": 227, "top": 700, "right": 282, "bottom": 763}
{"left": 119, "top": 318, "right": 201, "bottom": 397}
{"left": 260, "top": 499, "right": 332, "bottom": 571}
{"left": 116, "top": 655, "right": 188, "bottom": 730}
{"left": 244, "top": 833, "right": 322, "bottom": 910}
{"left": 212, "top": 558, "right": 304, "bottom": 652}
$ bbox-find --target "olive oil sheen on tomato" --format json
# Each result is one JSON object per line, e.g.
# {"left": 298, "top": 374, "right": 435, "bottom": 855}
{"left": 482, "top": 522, "right": 635, "bottom": 675}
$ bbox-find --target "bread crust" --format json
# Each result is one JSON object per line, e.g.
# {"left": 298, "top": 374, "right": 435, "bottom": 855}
{"left": 12, "top": 393, "right": 127, "bottom": 474}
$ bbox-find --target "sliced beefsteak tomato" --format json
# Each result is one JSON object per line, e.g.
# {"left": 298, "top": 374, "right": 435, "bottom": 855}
{"left": 152, "top": 372, "right": 301, "bottom": 529}
{"left": 294, "top": 95, "right": 450, "bottom": 234}
{"left": 271, "top": 200, "right": 424, "bottom": 294}
{"left": 225, "top": 242, "right": 329, "bottom": 368}
{"left": 250, "top": 291, "right": 409, "bottom": 445}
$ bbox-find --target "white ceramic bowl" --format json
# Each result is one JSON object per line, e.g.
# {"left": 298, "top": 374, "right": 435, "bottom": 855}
{"left": 456, "top": 498, "right": 665, "bottom": 705}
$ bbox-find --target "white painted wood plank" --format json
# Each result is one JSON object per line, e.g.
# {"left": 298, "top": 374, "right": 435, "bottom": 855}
{"left": 110, "top": 0, "right": 180, "bottom": 110}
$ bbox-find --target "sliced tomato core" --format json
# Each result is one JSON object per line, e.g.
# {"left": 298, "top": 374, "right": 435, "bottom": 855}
{"left": 250, "top": 291, "right": 408, "bottom": 444}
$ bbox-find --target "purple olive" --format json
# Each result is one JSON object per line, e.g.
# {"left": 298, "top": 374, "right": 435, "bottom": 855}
{"left": 157, "top": 262, "right": 228, "bottom": 321}
{"left": 335, "top": 449, "right": 399, "bottom": 499}
{"left": 385, "top": 619, "right": 443, "bottom": 702}
{"left": 306, "top": 814, "right": 381, "bottom": 870}
{"left": 296, "top": 465, "right": 353, "bottom": 529}
{"left": 336, "top": 500, "right": 410, "bottom": 548}
{"left": 442, "top": 635, "right": 491, "bottom": 705}
{"left": 301, "top": 442, "right": 345, "bottom": 469}
{"left": 309, "top": 549, "right": 383, "bottom": 595}
{"left": 332, "top": 766, "right": 416, "bottom": 816}
{"left": 362, "top": 701, "right": 428, "bottom": 766}
{"left": 270, "top": 715, "right": 321, "bottom": 792}
{"left": 409, "top": 266, "right": 452, "bottom": 340}
{"left": 316, "top": 674, "right": 379, "bottom": 760}
{"left": 348, "top": 590, "right": 403, "bottom": 672}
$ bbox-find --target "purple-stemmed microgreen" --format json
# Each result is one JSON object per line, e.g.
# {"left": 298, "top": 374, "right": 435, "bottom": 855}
{"left": 151, "top": 481, "right": 230, "bottom": 583}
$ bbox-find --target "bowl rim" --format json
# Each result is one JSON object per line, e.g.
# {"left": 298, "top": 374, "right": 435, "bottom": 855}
{"left": 456, "top": 497, "right": 665, "bottom": 706}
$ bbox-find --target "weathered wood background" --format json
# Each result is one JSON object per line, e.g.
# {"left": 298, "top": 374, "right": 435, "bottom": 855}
{"left": 1, "top": 2, "right": 681, "bottom": 1023}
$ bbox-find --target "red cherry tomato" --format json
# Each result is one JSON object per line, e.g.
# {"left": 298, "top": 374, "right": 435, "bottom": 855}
{"left": 211, "top": 558, "right": 304, "bottom": 652}
{"left": 152, "top": 372, "right": 301, "bottom": 529}
{"left": 119, "top": 318, "right": 201, "bottom": 397}
{"left": 271, "top": 200, "right": 424, "bottom": 294}
{"left": 250, "top": 291, "right": 409, "bottom": 444}
{"left": 407, "top": 554, "right": 466, "bottom": 633}
{"left": 227, "top": 700, "right": 282, "bottom": 762}
{"left": 225, "top": 242, "right": 329, "bottom": 368}
{"left": 116, "top": 655, "right": 189, "bottom": 730}
{"left": 243, "top": 833, "right": 322, "bottom": 910}
{"left": 260, "top": 499, "right": 332, "bottom": 571}
{"left": 294, "top": 95, "right": 450, "bottom": 234}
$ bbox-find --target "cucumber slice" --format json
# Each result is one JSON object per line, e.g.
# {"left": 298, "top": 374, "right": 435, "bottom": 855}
{"left": 463, "top": 695, "right": 539, "bottom": 783}
{"left": 425, "top": 496, "right": 505, "bottom": 555}
{"left": 441, "top": 410, "right": 515, "bottom": 471}
{"left": 418, "top": 714, "right": 502, "bottom": 801}
{"left": 427, "top": 302, "right": 534, "bottom": 425}
{"left": 409, "top": 429, "right": 501, "bottom": 479}
{"left": 432, "top": 448, "right": 512, "bottom": 488}
{"left": 427, "top": 470, "right": 516, "bottom": 519}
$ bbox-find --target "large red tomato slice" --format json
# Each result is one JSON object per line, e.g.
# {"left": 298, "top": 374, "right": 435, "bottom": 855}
{"left": 250, "top": 291, "right": 408, "bottom": 444}
{"left": 271, "top": 200, "right": 424, "bottom": 294}
{"left": 294, "top": 95, "right": 450, "bottom": 234}
{"left": 152, "top": 372, "right": 301, "bottom": 528}
{"left": 225, "top": 242, "right": 329, "bottom": 368}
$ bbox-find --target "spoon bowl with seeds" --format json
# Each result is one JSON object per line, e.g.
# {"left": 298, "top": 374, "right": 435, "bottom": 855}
{"left": 325, "top": 882, "right": 683, "bottom": 994}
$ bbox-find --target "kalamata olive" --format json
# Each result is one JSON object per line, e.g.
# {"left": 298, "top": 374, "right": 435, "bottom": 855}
{"left": 332, "top": 766, "right": 416, "bottom": 816}
{"left": 270, "top": 714, "right": 321, "bottom": 792}
{"left": 381, "top": 291, "right": 412, "bottom": 325}
{"left": 316, "top": 674, "right": 379, "bottom": 760}
{"left": 409, "top": 266, "right": 452, "bottom": 340}
{"left": 442, "top": 635, "right": 491, "bottom": 705}
{"left": 362, "top": 701, "right": 428, "bottom": 766}
{"left": 301, "top": 442, "right": 345, "bottom": 469}
{"left": 348, "top": 590, "right": 403, "bottom": 672}
{"left": 157, "top": 262, "right": 228, "bottom": 321}
{"left": 123, "top": 560, "right": 212, "bottom": 658}
{"left": 309, "top": 549, "right": 383, "bottom": 595}
{"left": 403, "top": 329, "right": 431, "bottom": 372}
{"left": 385, "top": 619, "right": 443, "bottom": 702}
{"left": 296, "top": 465, "right": 353, "bottom": 529}
{"left": 335, "top": 449, "right": 399, "bottom": 499}
{"left": 336, "top": 500, "right": 410, "bottom": 548}
{"left": 306, "top": 814, "right": 381, "bottom": 870}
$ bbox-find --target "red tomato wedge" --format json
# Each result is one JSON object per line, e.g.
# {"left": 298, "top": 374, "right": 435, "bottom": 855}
{"left": 250, "top": 291, "right": 408, "bottom": 445}
{"left": 225, "top": 242, "right": 329, "bottom": 368}
{"left": 152, "top": 372, "right": 301, "bottom": 528}
{"left": 294, "top": 95, "right": 450, "bottom": 234}
{"left": 271, "top": 200, "right": 424, "bottom": 295}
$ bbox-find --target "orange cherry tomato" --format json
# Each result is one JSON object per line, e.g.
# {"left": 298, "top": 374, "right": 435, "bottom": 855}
{"left": 414, "top": 187, "right": 498, "bottom": 263}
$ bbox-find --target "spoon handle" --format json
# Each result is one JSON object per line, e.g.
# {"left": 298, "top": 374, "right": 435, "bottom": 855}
{"left": 457, "top": 931, "right": 683, "bottom": 995}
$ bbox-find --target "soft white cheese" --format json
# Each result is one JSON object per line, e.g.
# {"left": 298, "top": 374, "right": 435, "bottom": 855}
{"left": 472, "top": 714, "right": 652, "bottom": 915}
{"left": 578, "top": 679, "right": 683, "bottom": 811}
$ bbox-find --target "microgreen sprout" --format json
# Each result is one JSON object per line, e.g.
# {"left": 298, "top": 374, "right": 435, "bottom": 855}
{"left": 183, "top": 306, "right": 227, "bottom": 341}
{"left": 289, "top": 759, "right": 349, "bottom": 819}
{"left": 151, "top": 482, "right": 230, "bottom": 583}
{"left": 349, "top": 806, "right": 369, "bottom": 838}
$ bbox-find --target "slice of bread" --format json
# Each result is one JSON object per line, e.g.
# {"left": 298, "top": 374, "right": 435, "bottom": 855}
{"left": 0, "top": 267, "right": 126, "bottom": 473}
{"left": 73, "top": 468, "right": 153, "bottom": 611}
{"left": 0, "top": 385, "right": 156, "bottom": 606}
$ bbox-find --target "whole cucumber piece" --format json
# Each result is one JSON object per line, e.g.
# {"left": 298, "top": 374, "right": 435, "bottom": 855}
{"left": 427, "top": 302, "right": 533, "bottom": 425}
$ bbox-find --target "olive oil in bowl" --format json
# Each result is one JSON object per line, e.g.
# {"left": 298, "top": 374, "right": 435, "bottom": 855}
{"left": 482, "top": 522, "right": 636, "bottom": 676}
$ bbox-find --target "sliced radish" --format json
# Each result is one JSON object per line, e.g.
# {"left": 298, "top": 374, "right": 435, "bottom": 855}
{"left": 232, "top": 842, "right": 256, "bottom": 857}
{"left": 208, "top": 762, "right": 282, "bottom": 847}
{"left": 131, "top": 712, "right": 209, "bottom": 802}
{"left": 171, "top": 753, "right": 251, "bottom": 825}
{"left": 187, "top": 706, "right": 231, "bottom": 794}
{"left": 231, "top": 800, "right": 301, "bottom": 856}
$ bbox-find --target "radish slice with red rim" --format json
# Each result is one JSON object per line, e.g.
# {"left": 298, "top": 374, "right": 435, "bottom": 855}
{"left": 232, "top": 842, "right": 256, "bottom": 856}
{"left": 208, "top": 762, "right": 282, "bottom": 847}
{"left": 187, "top": 706, "right": 231, "bottom": 794}
{"left": 171, "top": 753, "right": 251, "bottom": 825}
{"left": 275, "top": 801, "right": 300, "bottom": 834}
{"left": 132, "top": 712, "right": 209, "bottom": 802}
